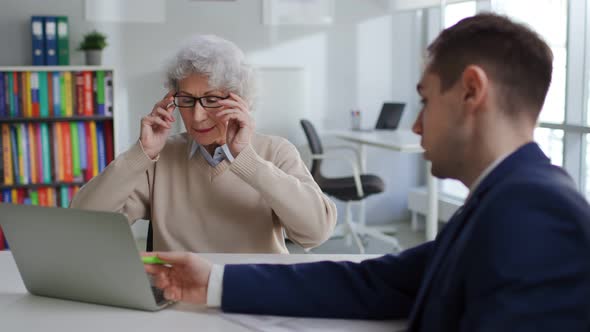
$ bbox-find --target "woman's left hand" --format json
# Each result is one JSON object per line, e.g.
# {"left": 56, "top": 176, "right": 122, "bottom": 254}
{"left": 217, "top": 92, "right": 255, "bottom": 157}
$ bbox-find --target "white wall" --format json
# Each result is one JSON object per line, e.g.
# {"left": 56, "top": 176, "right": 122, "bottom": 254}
{"left": 0, "top": 0, "right": 424, "bottom": 225}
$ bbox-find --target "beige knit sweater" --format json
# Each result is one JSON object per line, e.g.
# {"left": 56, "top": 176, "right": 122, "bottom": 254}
{"left": 70, "top": 133, "right": 337, "bottom": 253}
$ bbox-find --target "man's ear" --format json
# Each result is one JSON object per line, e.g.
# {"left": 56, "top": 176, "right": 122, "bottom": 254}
{"left": 461, "top": 65, "right": 488, "bottom": 113}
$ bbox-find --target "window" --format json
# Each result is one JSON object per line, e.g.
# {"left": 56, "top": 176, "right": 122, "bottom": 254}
{"left": 494, "top": 0, "right": 568, "bottom": 161}
{"left": 438, "top": 0, "right": 590, "bottom": 200}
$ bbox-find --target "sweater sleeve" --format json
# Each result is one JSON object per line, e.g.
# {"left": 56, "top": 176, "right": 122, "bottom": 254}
{"left": 70, "top": 140, "right": 156, "bottom": 223}
{"left": 229, "top": 140, "right": 337, "bottom": 249}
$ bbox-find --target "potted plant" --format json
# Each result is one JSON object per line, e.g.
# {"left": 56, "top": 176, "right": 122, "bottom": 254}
{"left": 78, "top": 30, "right": 108, "bottom": 65}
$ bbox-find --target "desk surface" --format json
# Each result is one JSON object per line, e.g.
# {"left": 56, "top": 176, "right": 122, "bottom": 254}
{"left": 325, "top": 129, "right": 423, "bottom": 153}
{"left": 0, "top": 252, "right": 405, "bottom": 331}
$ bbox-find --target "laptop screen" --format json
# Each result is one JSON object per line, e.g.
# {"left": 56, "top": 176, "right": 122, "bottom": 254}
{"left": 375, "top": 102, "right": 405, "bottom": 130}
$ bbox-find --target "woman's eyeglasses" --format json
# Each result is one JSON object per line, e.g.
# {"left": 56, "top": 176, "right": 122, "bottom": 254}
{"left": 173, "top": 94, "right": 230, "bottom": 109}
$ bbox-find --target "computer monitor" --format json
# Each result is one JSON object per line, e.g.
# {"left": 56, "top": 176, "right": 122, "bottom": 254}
{"left": 375, "top": 102, "right": 405, "bottom": 130}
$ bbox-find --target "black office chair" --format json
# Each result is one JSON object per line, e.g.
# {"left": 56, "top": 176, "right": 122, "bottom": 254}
{"left": 300, "top": 119, "right": 385, "bottom": 253}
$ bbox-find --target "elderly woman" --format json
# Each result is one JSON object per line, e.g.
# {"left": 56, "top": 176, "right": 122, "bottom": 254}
{"left": 71, "top": 35, "right": 337, "bottom": 253}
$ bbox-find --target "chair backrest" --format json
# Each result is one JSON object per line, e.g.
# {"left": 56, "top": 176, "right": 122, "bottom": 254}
{"left": 300, "top": 119, "right": 323, "bottom": 178}
{"left": 375, "top": 102, "right": 405, "bottom": 129}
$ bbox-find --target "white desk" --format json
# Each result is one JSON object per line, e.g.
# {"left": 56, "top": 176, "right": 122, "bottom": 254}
{"left": 325, "top": 129, "right": 439, "bottom": 241}
{"left": 0, "top": 252, "right": 406, "bottom": 331}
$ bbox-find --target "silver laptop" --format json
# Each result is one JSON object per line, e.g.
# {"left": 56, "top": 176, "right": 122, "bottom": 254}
{"left": 0, "top": 203, "right": 173, "bottom": 311}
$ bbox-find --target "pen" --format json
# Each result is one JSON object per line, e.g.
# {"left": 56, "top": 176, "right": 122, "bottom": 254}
{"left": 142, "top": 256, "right": 168, "bottom": 265}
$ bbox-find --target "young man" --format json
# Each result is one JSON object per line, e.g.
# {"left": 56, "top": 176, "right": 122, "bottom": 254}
{"left": 144, "top": 13, "right": 590, "bottom": 331}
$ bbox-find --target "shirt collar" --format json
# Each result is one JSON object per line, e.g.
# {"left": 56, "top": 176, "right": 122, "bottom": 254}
{"left": 468, "top": 152, "right": 510, "bottom": 199}
{"left": 188, "top": 140, "right": 234, "bottom": 167}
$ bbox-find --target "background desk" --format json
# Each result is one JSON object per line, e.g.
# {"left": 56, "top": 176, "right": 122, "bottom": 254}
{"left": 0, "top": 251, "right": 406, "bottom": 331}
{"left": 325, "top": 129, "right": 439, "bottom": 241}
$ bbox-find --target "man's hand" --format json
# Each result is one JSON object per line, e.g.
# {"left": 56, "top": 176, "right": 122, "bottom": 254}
{"left": 142, "top": 251, "right": 212, "bottom": 304}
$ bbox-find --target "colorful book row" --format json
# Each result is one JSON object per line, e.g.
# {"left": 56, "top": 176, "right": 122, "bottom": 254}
{"left": 0, "top": 185, "right": 80, "bottom": 250}
{"left": 31, "top": 16, "right": 69, "bottom": 66}
{"left": 0, "top": 121, "right": 114, "bottom": 186}
{"left": 1, "top": 186, "right": 80, "bottom": 208}
{"left": 0, "top": 70, "right": 113, "bottom": 118}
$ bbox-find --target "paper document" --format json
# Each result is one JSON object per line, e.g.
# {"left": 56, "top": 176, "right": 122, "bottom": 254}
{"left": 222, "top": 313, "right": 406, "bottom": 332}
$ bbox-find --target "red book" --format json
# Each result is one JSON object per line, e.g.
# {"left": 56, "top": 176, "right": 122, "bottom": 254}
{"left": 62, "top": 122, "right": 73, "bottom": 182}
{"left": 76, "top": 72, "right": 84, "bottom": 115}
{"left": 38, "top": 187, "right": 48, "bottom": 206}
{"left": 0, "top": 226, "right": 5, "bottom": 250}
{"left": 84, "top": 121, "right": 93, "bottom": 181}
{"left": 104, "top": 120, "right": 114, "bottom": 164}
{"left": 17, "top": 188, "right": 25, "bottom": 204}
{"left": 83, "top": 72, "right": 94, "bottom": 115}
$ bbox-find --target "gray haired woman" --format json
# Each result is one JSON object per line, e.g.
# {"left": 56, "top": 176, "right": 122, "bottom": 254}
{"left": 71, "top": 35, "right": 337, "bottom": 253}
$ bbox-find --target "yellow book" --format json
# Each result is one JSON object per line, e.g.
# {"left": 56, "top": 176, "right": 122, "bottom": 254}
{"left": 55, "top": 122, "right": 64, "bottom": 182}
{"left": 28, "top": 123, "right": 37, "bottom": 184}
{"left": 64, "top": 71, "right": 73, "bottom": 116}
{"left": 1, "top": 124, "right": 13, "bottom": 185}
{"left": 11, "top": 189, "right": 17, "bottom": 203}
{"left": 89, "top": 121, "right": 99, "bottom": 177}
{"left": 24, "top": 72, "right": 32, "bottom": 118}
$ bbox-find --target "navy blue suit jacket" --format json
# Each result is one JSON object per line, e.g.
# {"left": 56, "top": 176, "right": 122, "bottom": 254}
{"left": 221, "top": 143, "right": 590, "bottom": 331}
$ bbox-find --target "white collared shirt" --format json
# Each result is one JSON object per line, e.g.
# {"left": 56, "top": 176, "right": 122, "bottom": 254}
{"left": 467, "top": 152, "right": 510, "bottom": 200}
{"left": 189, "top": 140, "right": 234, "bottom": 166}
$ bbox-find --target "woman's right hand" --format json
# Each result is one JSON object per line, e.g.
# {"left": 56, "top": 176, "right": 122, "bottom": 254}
{"left": 140, "top": 92, "right": 176, "bottom": 159}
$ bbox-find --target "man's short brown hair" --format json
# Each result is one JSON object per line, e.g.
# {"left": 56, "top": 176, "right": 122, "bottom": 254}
{"left": 427, "top": 13, "right": 553, "bottom": 119}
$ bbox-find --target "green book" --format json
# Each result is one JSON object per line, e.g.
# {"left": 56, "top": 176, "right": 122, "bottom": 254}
{"left": 57, "top": 16, "right": 69, "bottom": 65}
{"left": 40, "top": 123, "right": 52, "bottom": 183}
{"left": 60, "top": 185, "right": 69, "bottom": 208}
{"left": 38, "top": 72, "right": 49, "bottom": 117}
{"left": 70, "top": 122, "right": 80, "bottom": 177}
{"left": 96, "top": 71, "right": 105, "bottom": 115}
{"left": 30, "top": 190, "right": 39, "bottom": 206}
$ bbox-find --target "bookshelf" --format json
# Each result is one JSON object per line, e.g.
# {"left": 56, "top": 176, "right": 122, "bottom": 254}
{"left": 0, "top": 66, "right": 116, "bottom": 212}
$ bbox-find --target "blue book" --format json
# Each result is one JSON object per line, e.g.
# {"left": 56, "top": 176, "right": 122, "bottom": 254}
{"left": 31, "top": 72, "right": 39, "bottom": 113}
{"left": 96, "top": 122, "right": 106, "bottom": 172}
{"left": 31, "top": 16, "right": 45, "bottom": 66}
{"left": 0, "top": 73, "right": 5, "bottom": 117}
{"left": 24, "top": 198, "right": 31, "bottom": 205}
{"left": 2, "top": 189, "right": 10, "bottom": 203}
{"left": 77, "top": 121, "right": 87, "bottom": 170}
{"left": 52, "top": 72, "right": 60, "bottom": 116}
{"left": 9, "top": 126, "right": 19, "bottom": 184}
{"left": 44, "top": 16, "right": 58, "bottom": 65}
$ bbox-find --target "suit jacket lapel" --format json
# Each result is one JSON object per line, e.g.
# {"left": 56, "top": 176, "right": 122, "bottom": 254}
{"left": 406, "top": 199, "right": 477, "bottom": 327}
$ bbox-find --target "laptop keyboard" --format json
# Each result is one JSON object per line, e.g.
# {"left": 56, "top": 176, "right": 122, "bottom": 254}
{"left": 151, "top": 286, "right": 167, "bottom": 305}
